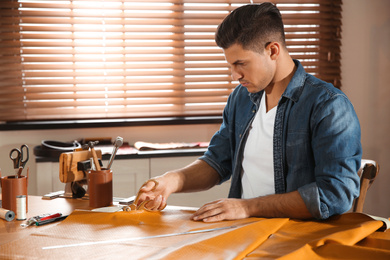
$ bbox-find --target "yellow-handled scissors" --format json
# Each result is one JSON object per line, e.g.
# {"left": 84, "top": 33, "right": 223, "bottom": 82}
{"left": 10, "top": 144, "right": 29, "bottom": 172}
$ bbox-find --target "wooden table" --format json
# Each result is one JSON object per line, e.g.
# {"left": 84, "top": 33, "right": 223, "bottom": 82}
{"left": 1, "top": 196, "right": 390, "bottom": 259}
{"left": 0, "top": 195, "right": 90, "bottom": 245}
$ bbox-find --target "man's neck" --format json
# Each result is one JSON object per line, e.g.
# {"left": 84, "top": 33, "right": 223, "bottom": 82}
{"left": 264, "top": 56, "right": 296, "bottom": 112}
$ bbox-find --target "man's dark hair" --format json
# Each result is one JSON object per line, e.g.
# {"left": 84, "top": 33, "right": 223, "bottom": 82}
{"left": 215, "top": 3, "right": 286, "bottom": 52}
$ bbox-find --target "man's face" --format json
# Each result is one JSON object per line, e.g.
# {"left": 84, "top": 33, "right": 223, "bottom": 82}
{"left": 223, "top": 43, "right": 275, "bottom": 93}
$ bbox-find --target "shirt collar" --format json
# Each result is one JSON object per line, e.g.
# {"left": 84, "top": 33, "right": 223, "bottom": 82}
{"left": 248, "top": 59, "right": 306, "bottom": 105}
{"left": 282, "top": 59, "right": 306, "bottom": 103}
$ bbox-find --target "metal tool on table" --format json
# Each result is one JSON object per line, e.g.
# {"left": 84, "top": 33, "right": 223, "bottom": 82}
{"left": 9, "top": 144, "right": 29, "bottom": 178}
{"left": 91, "top": 179, "right": 160, "bottom": 213}
{"left": 21, "top": 212, "right": 63, "bottom": 227}
{"left": 123, "top": 179, "right": 160, "bottom": 212}
{"left": 106, "top": 136, "right": 123, "bottom": 169}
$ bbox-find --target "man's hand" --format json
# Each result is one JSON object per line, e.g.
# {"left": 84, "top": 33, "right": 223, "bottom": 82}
{"left": 134, "top": 159, "right": 220, "bottom": 211}
{"left": 191, "top": 198, "right": 250, "bottom": 222}
{"left": 191, "top": 191, "right": 313, "bottom": 222}
{"left": 136, "top": 177, "right": 171, "bottom": 211}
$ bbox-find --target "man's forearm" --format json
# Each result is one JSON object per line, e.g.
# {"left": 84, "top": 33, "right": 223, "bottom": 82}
{"left": 165, "top": 159, "right": 221, "bottom": 193}
{"left": 246, "top": 190, "right": 312, "bottom": 219}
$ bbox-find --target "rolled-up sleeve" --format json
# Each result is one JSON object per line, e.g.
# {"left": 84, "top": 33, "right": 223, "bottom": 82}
{"left": 300, "top": 94, "right": 362, "bottom": 219}
{"left": 199, "top": 95, "right": 234, "bottom": 184}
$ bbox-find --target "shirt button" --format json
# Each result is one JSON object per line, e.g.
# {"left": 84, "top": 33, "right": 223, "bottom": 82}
{"left": 239, "top": 134, "right": 242, "bottom": 138}
{"left": 252, "top": 110, "right": 256, "bottom": 113}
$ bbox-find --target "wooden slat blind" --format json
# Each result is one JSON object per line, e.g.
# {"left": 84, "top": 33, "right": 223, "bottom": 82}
{"left": 0, "top": 0, "right": 342, "bottom": 122}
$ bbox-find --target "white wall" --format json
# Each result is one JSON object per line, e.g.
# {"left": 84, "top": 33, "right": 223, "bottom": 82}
{"left": 1, "top": 0, "right": 389, "bottom": 217}
{"left": 342, "top": 0, "right": 390, "bottom": 217}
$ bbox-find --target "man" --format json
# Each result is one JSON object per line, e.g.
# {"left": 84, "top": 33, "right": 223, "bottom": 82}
{"left": 136, "top": 3, "right": 362, "bottom": 222}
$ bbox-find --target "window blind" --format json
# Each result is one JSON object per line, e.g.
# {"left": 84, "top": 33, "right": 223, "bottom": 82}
{"left": 0, "top": 0, "right": 342, "bottom": 122}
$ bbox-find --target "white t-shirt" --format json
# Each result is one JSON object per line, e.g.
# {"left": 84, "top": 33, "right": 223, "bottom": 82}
{"left": 241, "top": 93, "right": 277, "bottom": 199}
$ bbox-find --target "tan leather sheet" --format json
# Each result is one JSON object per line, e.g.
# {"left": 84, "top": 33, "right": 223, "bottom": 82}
{"left": 0, "top": 209, "right": 288, "bottom": 259}
{"left": 0, "top": 209, "right": 388, "bottom": 259}
{"left": 245, "top": 213, "right": 390, "bottom": 260}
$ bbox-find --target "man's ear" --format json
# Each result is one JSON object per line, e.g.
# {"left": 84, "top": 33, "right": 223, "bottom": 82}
{"left": 267, "top": 42, "right": 280, "bottom": 60}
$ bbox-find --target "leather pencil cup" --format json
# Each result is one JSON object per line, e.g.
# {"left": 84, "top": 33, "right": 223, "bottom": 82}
{"left": 0, "top": 172, "right": 28, "bottom": 213}
{"left": 87, "top": 168, "right": 113, "bottom": 208}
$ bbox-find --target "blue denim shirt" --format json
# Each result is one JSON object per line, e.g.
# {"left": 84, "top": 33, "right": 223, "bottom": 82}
{"left": 200, "top": 60, "right": 362, "bottom": 220}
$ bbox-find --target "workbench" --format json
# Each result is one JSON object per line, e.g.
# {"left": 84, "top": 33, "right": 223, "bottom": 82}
{"left": 1, "top": 196, "right": 389, "bottom": 259}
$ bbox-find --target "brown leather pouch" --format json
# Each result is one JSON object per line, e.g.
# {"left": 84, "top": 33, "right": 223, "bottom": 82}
{"left": 59, "top": 150, "right": 102, "bottom": 183}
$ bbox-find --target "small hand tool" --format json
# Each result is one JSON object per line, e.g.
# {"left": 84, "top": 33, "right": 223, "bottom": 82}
{"left": 20, "top": 212, "right": 62, "bottom": 227}
{"left": 123, "top": 179, "right": 159, "bottom": 212}
{"left": 87, "top": 141, "right": 101, "bottom": 171}
{"left": 9, "top": 144, "right": 29, "bottom": 177}
{"left": 36, "top": 215, "right": 68, "bottom": 226}
{"left": 106, "top": 136, "right": 123, "bottom": 169}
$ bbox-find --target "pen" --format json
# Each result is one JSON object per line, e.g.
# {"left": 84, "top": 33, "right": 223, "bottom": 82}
{"left": 36, "top": 215, "right": 69, "bottom": 226}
